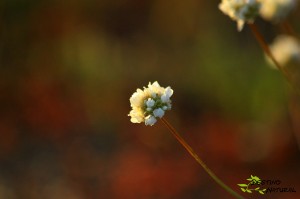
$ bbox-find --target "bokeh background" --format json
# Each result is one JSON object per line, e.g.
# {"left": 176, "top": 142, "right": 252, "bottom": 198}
{"left": 1, "top": 0, "right": 300, "bottom": 198}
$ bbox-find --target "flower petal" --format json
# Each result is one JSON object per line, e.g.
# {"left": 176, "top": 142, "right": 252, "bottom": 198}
{"left": 145, "top": 115, "right": 157, "bottom": 126}
{"left": 153, "top": 108, "right": 165, "bottom": 118}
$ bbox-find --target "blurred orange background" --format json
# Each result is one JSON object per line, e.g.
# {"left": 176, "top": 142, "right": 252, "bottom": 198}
{"left": 0, "top": 0, "right": 300, "bottom": 198}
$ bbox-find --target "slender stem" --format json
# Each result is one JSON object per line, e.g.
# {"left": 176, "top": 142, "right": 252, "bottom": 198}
{"left": 249, "top": 23, "right": 300, "bottom": 95}
{"left": 280, "top": 21, "right": 299, "bottom": 39}
{"left": 249, "top": 24, "right": 287, "bottom": 75}
{"left": 160, "top": 118, "right": 244, "bottom": 199}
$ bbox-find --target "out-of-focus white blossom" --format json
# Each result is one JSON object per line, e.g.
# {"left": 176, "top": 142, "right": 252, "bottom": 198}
{"left": 259, "top": 0, "right": 297, "bottom": 23}
{"left": 267, "top": 35, "right": 300, "bottom": 68}
{"left": 219, "top": 0, "right": 261, "bottom": 31}
{"left": 128, "top": 81, "right": 173, "bottom": 126}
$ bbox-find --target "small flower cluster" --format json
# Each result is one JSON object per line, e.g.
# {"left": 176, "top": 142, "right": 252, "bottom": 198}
{"left": 267, "top": 35, "right": 300, "bottom": 68}
{"left": 219, "top": 0, "right": 261, "bottom": 31}
{"left": 129, "top": 81, "right": 173, "bottom": 126}
{"left": 219, "top": 0, "right": 298, "bottom": 31}
{"left": 259, "top": 0, "right": 298, "bottom": 23}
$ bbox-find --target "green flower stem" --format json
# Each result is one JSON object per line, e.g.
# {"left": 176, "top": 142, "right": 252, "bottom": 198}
{"left": 160, "top": 118, "right": 244, "bottom": 199}
{"left": 249, "top": 23, "right": 300, "bottom": 95}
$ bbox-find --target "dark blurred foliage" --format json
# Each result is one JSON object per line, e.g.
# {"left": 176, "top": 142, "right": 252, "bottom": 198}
{"left": 0, "top": 0, "right": 300, "bottom": 198}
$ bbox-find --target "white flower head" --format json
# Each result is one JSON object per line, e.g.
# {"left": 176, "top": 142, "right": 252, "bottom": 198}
{"left": 266, "top": 35, "right": 300, "bottom": 68}
{"left": 128, "top": 81, "right": 173, "bottom": 126}
{"left": 259, "top": 0, "right": 297, "bottom": 23}
{"left": 219, "top": 0, "right": 261, "bottom": 31}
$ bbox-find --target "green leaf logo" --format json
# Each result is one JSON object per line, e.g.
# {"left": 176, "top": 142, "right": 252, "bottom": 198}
{"left": 237, "top": 175, "right": 266, "bottom": 194}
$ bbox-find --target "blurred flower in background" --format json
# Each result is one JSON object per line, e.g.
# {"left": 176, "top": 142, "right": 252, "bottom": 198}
{"left": 266, "top": 34, "right": 300, "bottom": 68}
{"left": 0, "top": 0, "right": 300, "bottom": 198}
{"left": 259, "top": 0, "right": 298, "bottom": 23}
{"left": 219, "top": 0, "right": 261, "bottom": 31}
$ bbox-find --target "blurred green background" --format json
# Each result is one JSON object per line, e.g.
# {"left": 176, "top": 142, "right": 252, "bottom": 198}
{"left": 0, "top": 0, "right": 300, "bottom": 198}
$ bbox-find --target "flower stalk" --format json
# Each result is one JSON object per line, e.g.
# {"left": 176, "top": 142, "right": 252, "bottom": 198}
{"left": 129, "top": 81, "right": 244, "bottom": 198}
{"left": 249, "top": 23, "right": 300, "bottom": 95}
{"left": 249, "top": 24, "right": 286, "bottom": 73}
{"left": 280, "top": 21, "right": 299, "bottom": 39}
{"left": 160, "top": 117, "right": 244, "bottom": 199}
